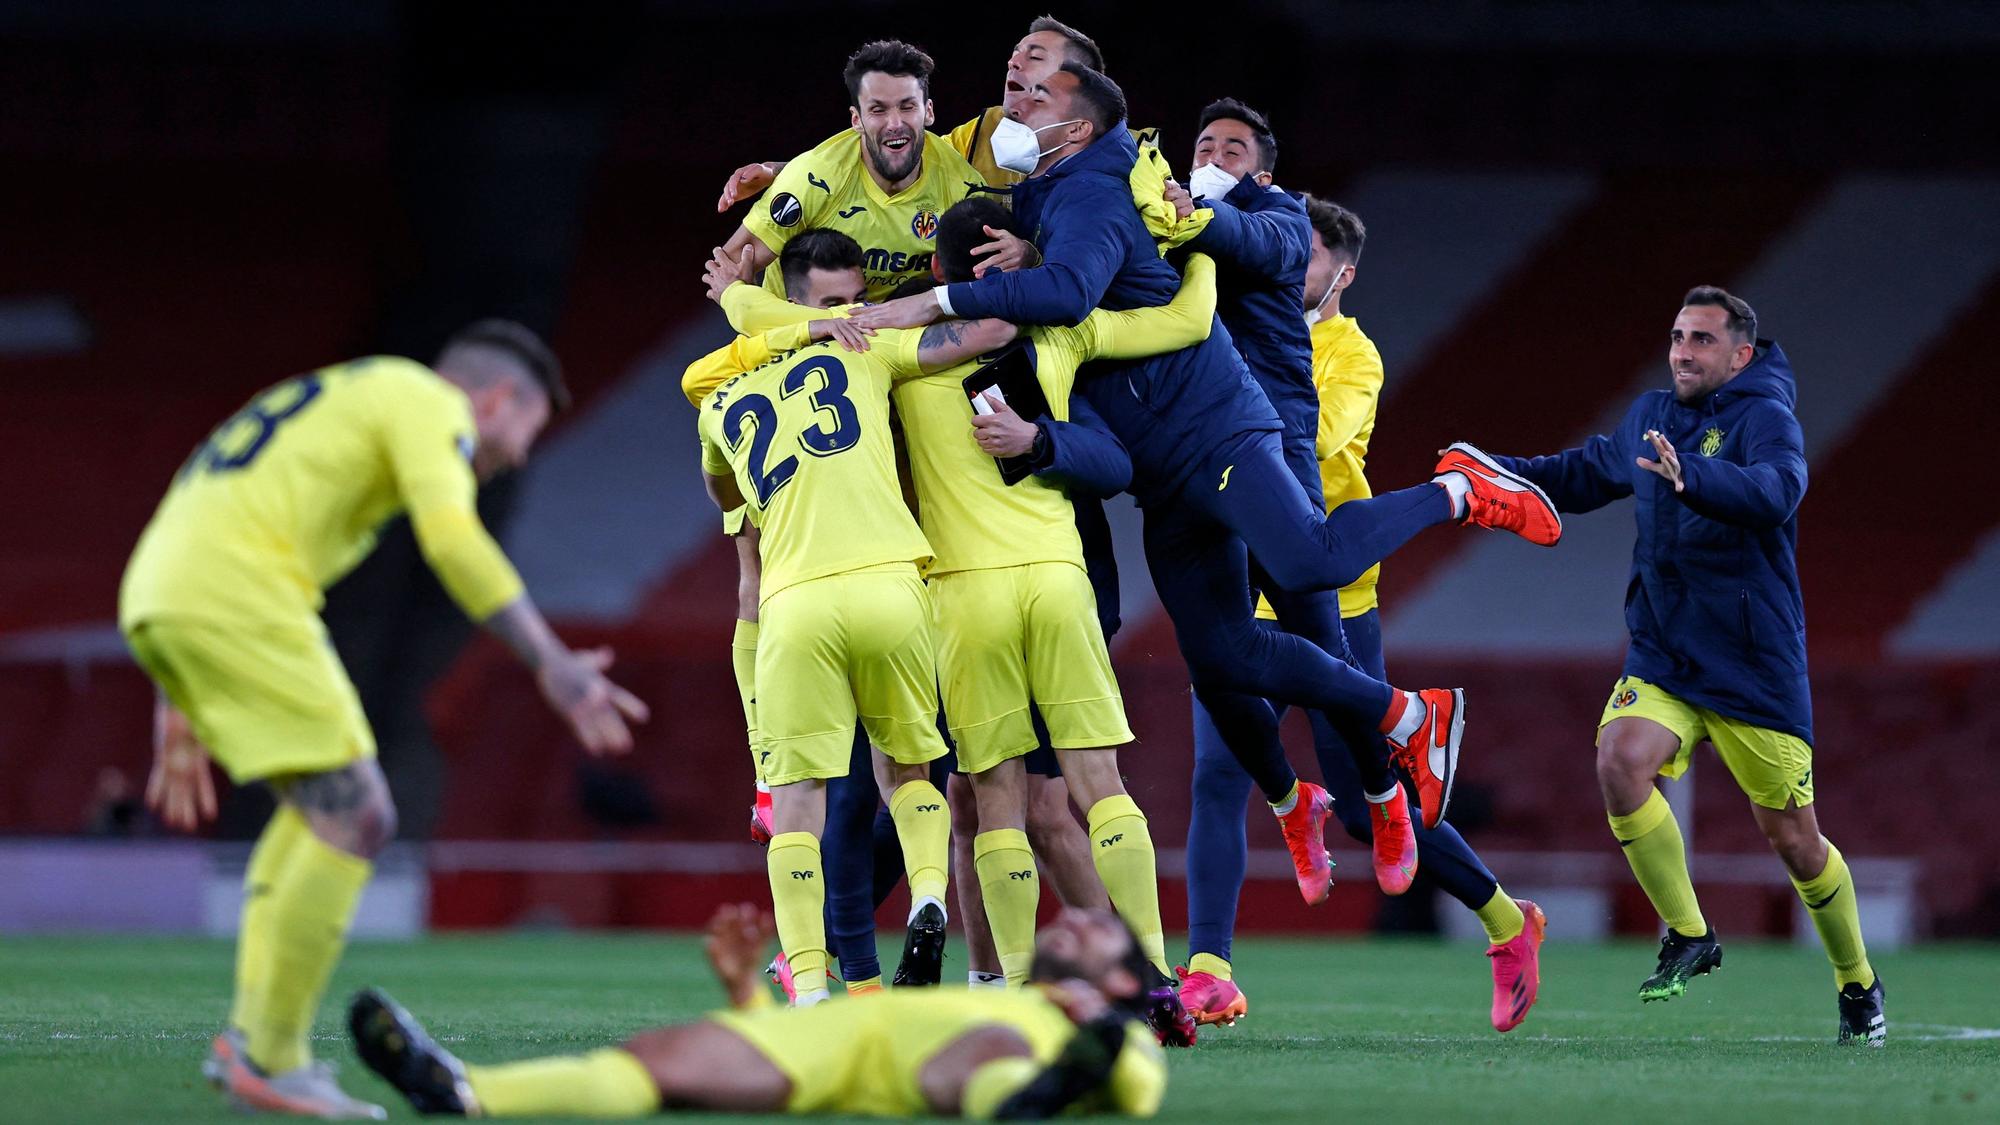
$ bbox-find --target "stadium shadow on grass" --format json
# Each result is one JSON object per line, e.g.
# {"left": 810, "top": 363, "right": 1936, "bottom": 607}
{"left": 3, "top": 934, "right": 1997, "bottom": 1123}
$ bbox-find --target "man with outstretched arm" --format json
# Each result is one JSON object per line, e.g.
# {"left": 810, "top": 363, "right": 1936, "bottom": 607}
{"left": 1479, "top": 285, "right": 1881, "bottom": 1044}
{"left": 123, "top": 322, "right": 648, "bottom": 1117}
{"left": 845, "top": 62, "right": 1565, "bottom": 892}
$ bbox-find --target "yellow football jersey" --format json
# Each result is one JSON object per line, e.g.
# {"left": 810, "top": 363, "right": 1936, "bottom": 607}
{"left": 947, "top": 107, "right": 1021, "bottom": 189}
{"left": 895, "top": 257, "right": 1218, "bottom": 575}
{"left": 742, "top": 128, "right": 981, "bottom": 302}
{"left": 697, "top": 334, "right": 933, "bottom": 603}
{"left": 711, "top": 986, "right": 1165, "bottom": 1117}
{"left": 120, "top": 357, "right": 523, "bottom": 630}
{"left": 1255, "top": 314, "right": 1386, "bottom": 620}
{"left": 709, "top": 257, "right": 1218, "bottom": 575}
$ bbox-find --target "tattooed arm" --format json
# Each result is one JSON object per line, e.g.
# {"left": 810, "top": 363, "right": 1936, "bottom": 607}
{"left": 916, "top": 317, "right": 1020, "bottom": 373}
{"left": 485, "top": 595, "right": 651, "bottom": 755}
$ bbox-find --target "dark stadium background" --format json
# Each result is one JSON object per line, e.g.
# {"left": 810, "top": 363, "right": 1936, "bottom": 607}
{"left": 2, "top": 1, "right": 1996, "bottom": 946}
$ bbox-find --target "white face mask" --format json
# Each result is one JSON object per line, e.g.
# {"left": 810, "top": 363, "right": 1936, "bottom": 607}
{"left": 991, "top": 117, "right": 1084, "bottom": 175}
{"left": 1304, "top": 263, "right": 1347, "bottom": 326}
{"left": 1187, "top": 161, "right": 1240, "bottom": 202}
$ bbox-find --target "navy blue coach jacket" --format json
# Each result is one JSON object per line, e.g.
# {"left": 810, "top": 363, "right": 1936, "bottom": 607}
{"left": 942, "top": 120, "right": 1280, "bottom": 506}
{"left": 1493, "top": 342, "right": 1814, "bottom": 742}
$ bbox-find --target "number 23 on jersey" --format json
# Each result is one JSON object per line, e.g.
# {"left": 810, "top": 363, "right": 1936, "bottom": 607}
{"left": 719, "top": 354, "right": 863, "bottom": 505}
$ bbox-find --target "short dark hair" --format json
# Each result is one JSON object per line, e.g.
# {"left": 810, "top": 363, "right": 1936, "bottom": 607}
{"left": 440, "top": 319, "right": 569, "bottom": 412}
{"left": 843, "top": 40, "right": 934, "bottom": 107}
{"left": 1056, "top": 62, "right": 1126, "bottom": 141}
{"left": 1682, "top": 285, "right": 1758, "bottom": 344}
{"left": 1028, "top": 15, "right": 1105, "bottom": 71}
{"left": 936, "top": 197, "right": 1023, "bottom": 284}
{"left": 1301, "top": 195, "right": 1366, "bottom": 265}
{"left": 1198, "top": 97, "right": 1278, "bottom": 174}
{"left": 779, "top": 229, "right": 865, "bottom": 301}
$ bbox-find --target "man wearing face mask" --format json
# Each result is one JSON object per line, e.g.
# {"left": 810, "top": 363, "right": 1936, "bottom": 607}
{"left": 711, "top": 40, "right": 981, "bottom": 303}
{"left": 1476, "top": 287, "right": 1882, "bottom": 1044}
{"left": 847, "top": 64, "right": 1567, "bottom": 898}
{"left": 1160, "top": 100, "right": 1423, "bottom": 920}
{"left": 1179, "top": 197, "right": 1546, "bottom": 1035}
{"left": 716, "top": 17, "right": 1106, "bottom": 201}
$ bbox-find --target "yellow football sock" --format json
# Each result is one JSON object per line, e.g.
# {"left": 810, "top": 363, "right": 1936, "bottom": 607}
{"left": 889, "top": 780, "right": 951, "bottom": 906}
{"left": 1188, "top": 952, "right": 1232, "bottom": 981}
{"left": 1792, "top": 841, "right": 1874, "bottom": 988}
{"left": 845, "top": 975, "right": 883, "bottom": 994}
{"left": 962, "top": 1057, "right": 1039, "bottom": 1119}
{"left": 1085, "top": 795, "right": 1169, "bottom": 976}
{"left": 1608, "top": 789, "right": 1707, "bottom": 938}
{"left": 974, "top": 829, "right": 1040, "bottom": 986}
{"left": 1475, "top": 887, "right": 1526, "bottom": 945}
{"left": 243, "top": 811, "right": 371, "bottom": 1074}
{"left": 1267, "top": 779, "right": 1300, "bottom": 814}
{"left": 465, "top": 1047, "right": 658, "bottom": 1118}
{"left": 766, "top": 832, "right": 829, "bottom": 996}
{"left": 228, "top": 804, "right": 310, "bottom": 1049}
{"left": 731, "top": 619, "right": 762, "bottom": 784}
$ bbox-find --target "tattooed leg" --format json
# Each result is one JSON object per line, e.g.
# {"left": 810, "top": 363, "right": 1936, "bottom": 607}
{"left": 276, "top": 759, "right": 397, "bottom": 859}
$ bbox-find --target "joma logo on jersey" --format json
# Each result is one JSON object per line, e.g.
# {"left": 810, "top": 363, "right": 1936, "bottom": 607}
{"left": 864, "top": 248, "right": 933, "bottom": 274}
{"left": 1008, "top": 870, "right": 1034, "bottom": 881}
{"left": 790, "top": 870, "right": 815, "bottom": 880}
{"left": 1701, "top": 427, "right": 1725, "bottom": 456}
{"left": 910, "top": 209, "right": 939, "bottom": 240}
{"left": 1611, "top": 688, "right": 1639, "bottom": 710}
{"left": 916, "top": 803, "right": 942, "bottom": 813}
{"left": 1098, "top": 834, "right": 1124, "bottom": 848}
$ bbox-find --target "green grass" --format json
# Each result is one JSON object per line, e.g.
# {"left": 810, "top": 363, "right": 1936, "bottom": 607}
{"left": 3, "top": 934, "right": 1997, "bottom": 1122}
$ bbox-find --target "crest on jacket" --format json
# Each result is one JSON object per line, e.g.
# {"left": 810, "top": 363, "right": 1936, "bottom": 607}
{"left": 1700, "top": 427, "right": 1725, "bottom": 457}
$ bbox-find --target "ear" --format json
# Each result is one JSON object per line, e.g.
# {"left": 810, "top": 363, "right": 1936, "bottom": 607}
{"left": 1253, "top": 171, "right": 1275, "bottom": 188}
{"left": 923, "top": 99, "right": 935, "bottom": 127}
{"left": 931, "top": 255, "right": 945, "bottom": 282}
{"left": 1733, "top": 339, "right": 1755, "bottom": 372}
{"left": 850, "top": 105, "right": 862, "bottom": 132}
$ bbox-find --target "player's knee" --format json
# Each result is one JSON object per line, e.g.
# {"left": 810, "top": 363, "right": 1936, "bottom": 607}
{"left": 1594, "top": 734, "right": 1656, "bottom": 790}
{"left": 348, "top": 792, "right": 398, "bottom": 859}
{"left": 1759, "top": 815, "right": 1822, "bottom": 869}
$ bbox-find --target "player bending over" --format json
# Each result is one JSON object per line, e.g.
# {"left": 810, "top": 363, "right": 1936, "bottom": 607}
{"left": 350, "top": 903, "right": 1166, "bottom": 1118}
{"left": 122, "top": 322, "right": 649, "bottom": 1118}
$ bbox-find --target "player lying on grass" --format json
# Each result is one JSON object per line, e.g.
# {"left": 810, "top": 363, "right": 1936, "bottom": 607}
{"left": 350, "top": 903, "right": 1166, "bottom": 1118}
{"left": 122, "top": 321, "right": 649, "bottom": 1118}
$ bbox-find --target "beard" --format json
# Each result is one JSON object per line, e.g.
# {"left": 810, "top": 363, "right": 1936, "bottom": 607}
{"left": 865, "top": 130, "right": 922, "bottom": 184}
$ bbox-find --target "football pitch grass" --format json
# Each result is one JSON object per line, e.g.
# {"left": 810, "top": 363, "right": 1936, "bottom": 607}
{"left": 4, "top": 933, "right": 1997, "bottom": 1123}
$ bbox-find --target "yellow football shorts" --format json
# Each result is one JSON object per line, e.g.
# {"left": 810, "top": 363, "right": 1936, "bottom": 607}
{"left": 755, "top": 562, "right": 946, "bottom": 785}
{"left": 1598, "top": 675, "right": 1813, "bottom": 809}
{"left": 929, "top": 562, "right": 1131, "bottom": 774}
{"left": 124, "top": 616, "right": 375, "bottom": 784}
